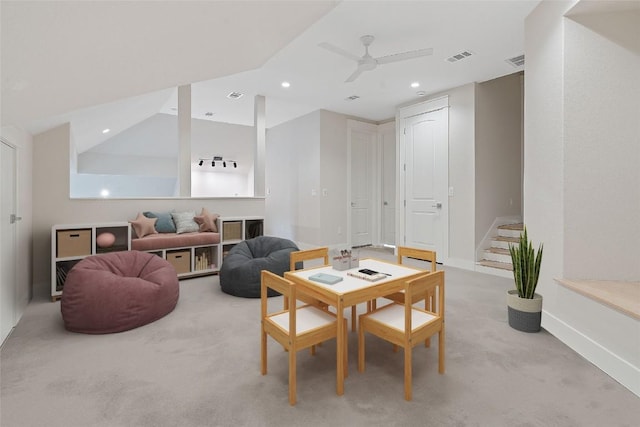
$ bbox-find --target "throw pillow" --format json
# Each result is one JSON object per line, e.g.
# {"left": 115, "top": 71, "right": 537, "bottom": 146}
{"left": 193, "top": 207, "right": 219, "bottom": 233}
{"left": 171, "top": 211, "right": 199, "bottom": 234}
{"left": 129, "top": 213, "right": 158, "bottom": 238}
{"left": 143, "top": 211, "right": 176, "bottom": 233}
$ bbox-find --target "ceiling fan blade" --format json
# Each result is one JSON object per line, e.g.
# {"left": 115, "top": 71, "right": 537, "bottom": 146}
{"left": 375, "top": 48, "right": 433, "bottom": 65}
{"left": 318, "top": 42, "right": 361, "bottom": 62}
{"left": 345, "top": 67, "right": 364, "bottom": 83}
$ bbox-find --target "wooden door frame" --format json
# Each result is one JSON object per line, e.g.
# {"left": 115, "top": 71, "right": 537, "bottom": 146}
{"left": 396, "top": 96, "right": 449, "bottom": 261}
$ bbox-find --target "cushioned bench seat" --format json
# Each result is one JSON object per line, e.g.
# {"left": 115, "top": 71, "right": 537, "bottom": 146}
{"left": 131, "top": 232, "right": 220, "bottom": 251}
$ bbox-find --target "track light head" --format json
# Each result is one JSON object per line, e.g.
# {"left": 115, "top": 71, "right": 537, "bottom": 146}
{"left": 223, "top": 161, "right": 226, "bottom": 167}
{"left": 233, "top": 162, "right": 237, "bottom": 168}
{"left": 211, "top": 161, "right": 215, "bottom": 167}
{"left": 198, "top": 160, "right": 203, "bottom": 166}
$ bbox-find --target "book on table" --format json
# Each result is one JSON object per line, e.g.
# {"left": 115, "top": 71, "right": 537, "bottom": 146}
{"left": 347, "top": 271, "right": 387, "bottom": 282}
{"left": 308, "top": 273, "right": 343, "bottom": 285}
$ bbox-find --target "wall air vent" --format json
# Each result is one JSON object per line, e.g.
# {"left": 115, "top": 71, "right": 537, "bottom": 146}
{"left": 446, "top": 51, "right": 473, "bottom": 63}
{"left": 506, "top": 54, "right": 525, "bottom": 68}
{"left": 205, "top": 112, "right": 214, "bottom": 117}
{"left": 227, "top": 92, "right": 244, "bottom": 99}
{"left": 345, "top": 95, "right": 360, "bottom": 101}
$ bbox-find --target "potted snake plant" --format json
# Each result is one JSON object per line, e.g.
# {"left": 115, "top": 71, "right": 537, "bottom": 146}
{"left": 507, "top": 227, "right": 544, "bottom": 332}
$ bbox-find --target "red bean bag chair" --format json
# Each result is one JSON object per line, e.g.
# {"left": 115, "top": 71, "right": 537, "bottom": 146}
{"left": 61, "top": 251, "right": 179, "bottom": 334}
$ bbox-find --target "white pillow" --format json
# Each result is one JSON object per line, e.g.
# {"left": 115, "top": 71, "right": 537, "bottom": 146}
{"left": 171, "top": 211, "right": 199, "bottom": 234}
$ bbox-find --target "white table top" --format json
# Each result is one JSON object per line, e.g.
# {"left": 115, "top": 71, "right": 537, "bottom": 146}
{"left": 286, "top": 258, "right": 425, "bottom": 295}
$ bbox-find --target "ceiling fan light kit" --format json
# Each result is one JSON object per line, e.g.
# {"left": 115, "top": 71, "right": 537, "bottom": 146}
{"left": 319, "top": 35, "right": 433, "bottom": 82}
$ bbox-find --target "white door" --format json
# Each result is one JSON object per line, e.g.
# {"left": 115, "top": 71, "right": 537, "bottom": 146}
{"left": 348, "top": 121, "right": 377, "bottom": 247}
{"left": 1, "top": 141, "right": 17, "bottom": 344}
{"left": 402, "top": 106, "right": 448, "bottom": 259}
{"left": 380, "top": 123, "right": 396, "bottom": 247}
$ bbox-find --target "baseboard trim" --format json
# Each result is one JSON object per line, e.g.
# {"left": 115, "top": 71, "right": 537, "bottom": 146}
{"left": 542, "top": 310, "right": 640, "bottom": 397}
{"left": 443, "top": 257, "right": 476, "bottom": 271}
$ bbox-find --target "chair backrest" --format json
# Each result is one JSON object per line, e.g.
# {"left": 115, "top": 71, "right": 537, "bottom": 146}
{"left": 403, "top": 270, "right": 445, "bottom": 332}
{"left": 261, "top": 270, "right": 297, "bottom": 334}
{"left": 289, "top": 247, "right": 329, "bottom": 271}
{"left": 397, "top": 246, "right": 437, "bottom": 272}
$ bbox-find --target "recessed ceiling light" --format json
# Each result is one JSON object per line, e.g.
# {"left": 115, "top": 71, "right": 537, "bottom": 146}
{"left": 100, "top": 189, "right": 110, "bottom": 197}
{"left": 416, "top": 91, "right": 427, "bottom": 97}
{"left": 102, "top": 128, "right": 110, "bottom": 134}
{"left": 411, "top": 82, "right": 420, "bottom": 88}
{"left": 281, "top": 81, "right": 291, "bottom": 88}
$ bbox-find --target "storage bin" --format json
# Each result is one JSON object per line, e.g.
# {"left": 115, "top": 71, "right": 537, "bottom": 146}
{"left": 167, "top": 250, "right": 191, "bottom": 274}
{"left": 223, "top": 221, "right": 242, "bottom": 241}
{"left": 57, "top": 229, "right": 91, "bottom": 258}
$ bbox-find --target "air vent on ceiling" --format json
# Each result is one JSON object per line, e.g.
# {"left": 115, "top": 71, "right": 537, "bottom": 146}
{"left": 205, "top": 112, "right": 214, "bottom": 117}
{"left": 345, "top": 95, "right": 360, "bottom": 101}
{"left": 446, "top": 51, "right": 473, "bottom": 63}
{"left": 506, "top": 54, "right": 525, "bottom": 68}
{"left": 227, "top": 92, "right": 244, "bottom": 100}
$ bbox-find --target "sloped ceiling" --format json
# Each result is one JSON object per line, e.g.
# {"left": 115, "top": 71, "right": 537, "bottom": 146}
{"left": 0, "top": 0, "right": 338, "bottom": 128}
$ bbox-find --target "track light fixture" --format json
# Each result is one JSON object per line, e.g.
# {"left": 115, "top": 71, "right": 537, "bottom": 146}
{"left": 197, "top": 156, "right": 238, "bottom": 169}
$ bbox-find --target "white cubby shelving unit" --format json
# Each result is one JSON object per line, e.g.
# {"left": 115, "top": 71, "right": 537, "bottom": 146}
{"left": 51, "top": 216, "right": 264, "bottom": 301}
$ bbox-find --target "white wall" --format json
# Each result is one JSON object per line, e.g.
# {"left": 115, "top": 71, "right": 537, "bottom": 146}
{"left": 525, "top": 0, "right": 639, "bottom": 397}
{"left": 265, "top": 111, "right": 321, "bottom": 246}
{"left": 32, "top": 123, "right": 264, "bottom": 298}
{"left": 475, "top": 73, "right": 524, "bottom": 247}
{"left": 319, "top": 110, "right": 349, "bottom": 245}
{"left": 0, "top": 126, "right": 34, "bottom": 323}
{"left": 563, "top": 10, "right": 640, "bottom": 281}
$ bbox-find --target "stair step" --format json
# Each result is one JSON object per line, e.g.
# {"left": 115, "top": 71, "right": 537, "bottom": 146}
{"left": 479, "top": 260, "right": 513, "bottom": 271}
{"left": 491, "top": 236, "right": 520, "bottom": 249}
{"left": 483, "top": 247, "right": 512, "bottom": 263}
{"left": 498, "top": 223, "right": 524, "bottom": 238}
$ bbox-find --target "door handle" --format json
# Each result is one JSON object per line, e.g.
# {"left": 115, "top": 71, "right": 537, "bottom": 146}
{"left": 432, "top": 202, "right": 442, "bottom": 209}
{"left": 10, "top": 214, "right": 22, "bottom": 224}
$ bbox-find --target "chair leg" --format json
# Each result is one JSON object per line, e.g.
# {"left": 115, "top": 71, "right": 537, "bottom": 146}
{"left": 344, "top": 321, "right": 349, "bottom": 378}
{"left": 289, "top": 346, "right": 297, "bottom": 405}
{"left": 425, "top": 293, "right": 433, "bottom": 347}
{"left": 261, "top": 329, "right": 267, "bottom": 375}
{"left": 404, "top": 346, "right": 412, "bottom": 401}
{"left": 351, "top": 306, "right": 357, "bottom": 331}
{"left": 358, "top": 319, "right": 365, "bottom": 373}
{"left": 283, "top": 295, "right": 289, "bottom": 310}
{"left": 310, "top": 345, "right": 316, "bottom": 355}
{"left": 438, "top": 327, "right": 445, "bottom": 374}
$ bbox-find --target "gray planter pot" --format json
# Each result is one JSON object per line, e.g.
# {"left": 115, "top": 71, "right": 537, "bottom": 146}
{"left": 507, "top": 290, "right": 542, "bottom": 332}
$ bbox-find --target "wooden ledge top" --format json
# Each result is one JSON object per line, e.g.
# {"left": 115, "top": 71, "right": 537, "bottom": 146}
{"left": 556, "top": 279, "right": 640, "bottom": 321}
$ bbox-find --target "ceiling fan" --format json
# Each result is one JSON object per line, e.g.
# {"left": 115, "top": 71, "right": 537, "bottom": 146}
{"left": 318, "top": 35, "right": 433, "bottom": 83}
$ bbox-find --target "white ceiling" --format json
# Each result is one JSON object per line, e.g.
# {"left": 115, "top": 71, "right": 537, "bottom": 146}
{"left": 2, "top": 0, "right": 540, "bottom": 158}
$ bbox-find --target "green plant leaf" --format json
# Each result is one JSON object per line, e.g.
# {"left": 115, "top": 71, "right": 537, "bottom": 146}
{"left": 508, "top": 226, "right": 543, "bottom": 299}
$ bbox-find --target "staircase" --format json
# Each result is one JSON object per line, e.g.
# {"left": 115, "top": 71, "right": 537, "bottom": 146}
{"left": 478, "top": 223, "right": 524, "bottom": 272}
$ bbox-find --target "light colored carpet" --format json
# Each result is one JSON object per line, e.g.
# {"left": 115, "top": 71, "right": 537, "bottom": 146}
{"left": 1, "top": 247, "right": 638, "bottom": 427}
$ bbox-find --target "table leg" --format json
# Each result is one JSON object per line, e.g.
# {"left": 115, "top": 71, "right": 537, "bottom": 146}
{"left": 336, "top": 300, "right": 345, "bottom": 396}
